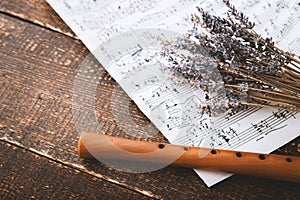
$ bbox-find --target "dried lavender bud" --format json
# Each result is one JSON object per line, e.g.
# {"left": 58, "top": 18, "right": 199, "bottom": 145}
{"left": 161, "top": 36, "right": 230, "bottom": 116}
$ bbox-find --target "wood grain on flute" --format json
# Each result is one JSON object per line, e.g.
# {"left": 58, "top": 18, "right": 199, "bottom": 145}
{"left": 78, "top": 131, "right": 300, "bottom": 183}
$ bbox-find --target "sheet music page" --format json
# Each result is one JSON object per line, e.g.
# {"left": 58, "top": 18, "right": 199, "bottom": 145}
{"left": 47, "top": 0, "right": 300, "bottom": 186}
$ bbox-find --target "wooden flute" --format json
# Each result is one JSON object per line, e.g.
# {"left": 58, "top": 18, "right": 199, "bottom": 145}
{"left": 78, "top": 131, "right": 300, "bottom": 183}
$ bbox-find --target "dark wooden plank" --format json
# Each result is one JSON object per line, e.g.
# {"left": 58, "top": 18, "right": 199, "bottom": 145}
{"left": 0, "top": 4, "right": 299, "bottom": 200}
{"left": 0, "top": 141, "right": 151, "bottom": 200}
{"left": 0, "top": 0, "right": 75, "bottom": 37}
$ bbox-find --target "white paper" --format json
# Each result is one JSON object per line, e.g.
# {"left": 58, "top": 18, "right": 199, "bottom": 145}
{"left": 47, "top": 0, "right": 300, "bottom": 186}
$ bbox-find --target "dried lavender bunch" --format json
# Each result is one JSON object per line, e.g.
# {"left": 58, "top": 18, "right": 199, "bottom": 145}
{"left": 162, "top": 0, "right": 300, "bottom": 114}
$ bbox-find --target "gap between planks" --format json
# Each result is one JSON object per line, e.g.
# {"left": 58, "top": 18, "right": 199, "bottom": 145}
{"left": 0, "top": 9, "right": 78, "bottom": 39}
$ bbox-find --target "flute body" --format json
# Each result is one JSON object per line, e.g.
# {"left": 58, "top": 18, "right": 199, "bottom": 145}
{"left": 78, "top": 131, "right": 300, "bottom": 183}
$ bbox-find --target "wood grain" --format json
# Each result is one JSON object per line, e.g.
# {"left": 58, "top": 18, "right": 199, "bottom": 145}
{"left": 0, "top": 1, "right": 299, "bottom": 199}
{"left": 0, "top": 141, "right": 151, "bottom": 200}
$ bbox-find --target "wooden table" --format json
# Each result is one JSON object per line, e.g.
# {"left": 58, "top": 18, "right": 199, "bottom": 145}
{"left": 0, "top": 1, "right": 299, "bottom": 199}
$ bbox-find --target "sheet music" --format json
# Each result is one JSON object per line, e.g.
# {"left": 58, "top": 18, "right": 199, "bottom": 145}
{"left": 47, "top": 0, "right": 300, "bottom": 186}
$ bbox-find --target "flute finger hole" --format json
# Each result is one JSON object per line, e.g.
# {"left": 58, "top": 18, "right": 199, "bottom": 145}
{"left": 286, "top": 157, "right": 292, "bottom": 162}
{"left": 211, "top": 149, "right": 217, "bottom": 154}
{"left": 258, "top": 154, "right": 265, "bottom": 160}
{"left": 158, "top": 144, "right": 165, "bottom": 149}
{"left": 236, "top": 152, "right": 242, "bottom": 158}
